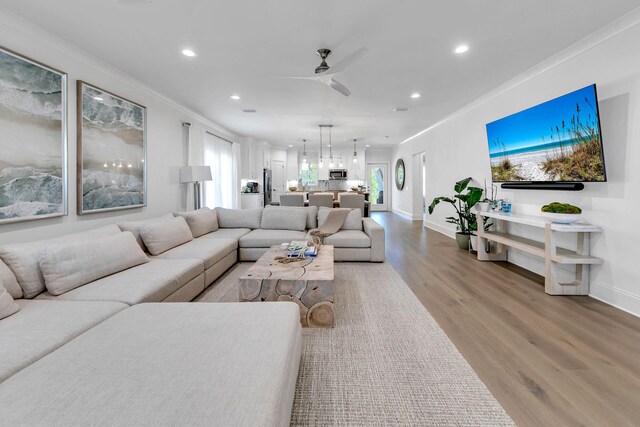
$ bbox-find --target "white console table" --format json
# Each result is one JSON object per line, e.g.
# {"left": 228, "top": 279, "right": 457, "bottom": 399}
{"left": 476, "top": 211, "right": 603, "bottom": 295}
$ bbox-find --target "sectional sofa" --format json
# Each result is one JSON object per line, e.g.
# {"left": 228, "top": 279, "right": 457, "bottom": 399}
{"left": 0, "top": 206, "right": 384, "bottom": 426}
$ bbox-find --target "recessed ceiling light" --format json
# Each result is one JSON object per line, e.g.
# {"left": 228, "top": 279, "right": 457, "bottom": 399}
{"left": 288, "top": 144, "right": 293, "bottom": 148}
{"left": 327, "top": 144, "right": 331, "bottom": 147}
{"left": 181, "top": 49, "right": 197, "bottom": 57}
{"left": 365, "top": 144, "right": 370, "bottom": 147}
{"left": 230, "top": 95, "right": 241, "bottom": 100}
{"left": 93, "top": 96, "right": 103, "bottom": 101}
{"left": 454, "top": 44, "right": 469, "bottom": 54}
{"left": 410, "top": 93, "right": 421, "bottom": 99}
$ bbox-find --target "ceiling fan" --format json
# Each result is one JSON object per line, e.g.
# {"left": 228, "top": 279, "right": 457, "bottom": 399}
{"left": 285, "top": 47, "right": 369, "bottom": 97}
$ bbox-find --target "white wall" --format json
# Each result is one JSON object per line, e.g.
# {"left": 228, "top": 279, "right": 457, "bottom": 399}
{"left": 0, "top": 9, "right": 236, "bottom": 245}
{"left": 392, "top": 12, "right": 640, "bottom": 316}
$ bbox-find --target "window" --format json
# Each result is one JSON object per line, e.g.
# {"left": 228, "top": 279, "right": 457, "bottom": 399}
{"left": 204, "top": 132, "right": 233, "bottom": 208}
{"left": 300, "top": 162, "right": 318, "bottom": 187}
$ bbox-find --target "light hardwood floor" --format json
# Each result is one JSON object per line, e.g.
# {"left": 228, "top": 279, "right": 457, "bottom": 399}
{"left": 371, "top": 212, "right": 640, "bottom": 427}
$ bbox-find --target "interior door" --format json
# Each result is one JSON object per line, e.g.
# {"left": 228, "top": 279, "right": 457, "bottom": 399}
{"left": 271, "top": 160, "right": 285, "bottom": 204}
{"left": 367, "top": 163, "right": 388, "bottom": 212}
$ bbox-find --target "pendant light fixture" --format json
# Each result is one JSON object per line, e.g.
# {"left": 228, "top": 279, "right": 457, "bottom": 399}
{"left": 302, "top": 139, "right": 307, "bottom": 164}
{"left": 353, "top": 139, "right": 358, "bottom": 163}
{"left": 318, "top": 126, "right": 323, "bottom": 169}
{"left": 329, "top": 125, "right": 334, "bottom": 168}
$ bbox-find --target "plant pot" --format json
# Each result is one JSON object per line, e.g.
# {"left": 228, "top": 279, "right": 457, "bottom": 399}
{"left": 469, "top": 234, "right": 478, "bottom": 251}
{"left": 455, "top": 232, "right": 471, "bottom": 250}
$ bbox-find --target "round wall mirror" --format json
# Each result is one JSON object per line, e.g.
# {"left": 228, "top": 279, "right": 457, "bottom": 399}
{"left": 395, "top": 159, "right": 405, "bottom": 190}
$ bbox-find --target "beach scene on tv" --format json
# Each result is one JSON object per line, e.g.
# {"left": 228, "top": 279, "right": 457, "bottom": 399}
{"left": 486, "top": 85, "right": 606, "bottom": 182}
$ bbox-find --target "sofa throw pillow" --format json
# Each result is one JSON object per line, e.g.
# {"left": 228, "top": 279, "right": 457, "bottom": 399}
{"left": 0, "top": 225, "right": 122, "bottom": 299}
{"left": 118, "top": 214, "right": 174, "bottom": 252}
{"left": 216, "top": 208, "right": 263, "bottom": 229}
{"left": 0, "top": 259, "right": 22, "bottom": 299}
{"left": 265, "top": 205, "right": 318, "bottom": 229}
{"left": 173, "top": 208, "right": 218, "bottom": 237}
{"left": 39, "top": 232, "right": 149, "bottom": 297}
{"left": 139, "top": 216, "right": 194, "bottom": 256}
{"left": 317, "top": 207, "right": 363, "bottom": 231}
{"left": 0, "top": 281, "right": 20, "bottom": 320}
{"left": 261, "top": 208, "right": 307, "bottom": 231}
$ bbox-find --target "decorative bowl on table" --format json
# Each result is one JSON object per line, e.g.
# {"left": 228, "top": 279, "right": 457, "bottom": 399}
{"left": 541, "top": 212, "right": 583, "bottom": 223}
{"left": 541, "top": 202, "right": 583, "bottom": 223}
{"left": 351, "top": 187, "right": 358, "bottom": 191}
{"left": 288, "top": 186, "right": 297, "bottom": 192}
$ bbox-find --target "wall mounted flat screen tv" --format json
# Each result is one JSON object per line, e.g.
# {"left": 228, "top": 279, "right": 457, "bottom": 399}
{"left": 486, "top": 84, "right": 606, "bottom": 183}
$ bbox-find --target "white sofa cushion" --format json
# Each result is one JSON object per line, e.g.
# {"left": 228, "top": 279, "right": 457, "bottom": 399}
{"left": 318, "top": 207, "right": 363, "bottom": 230}
{"left": 216, "top": 208, "right": 263, "bottom": 229}
{"left": 36, "top": 259, "right": 204, "bottom": 305}
{"left": 40, "top": 232, "right": 149, "bottom": 296}
{"left": 0, "top": 303, "right": 301, "bottom": 427}
{"left": 0, "top": 259, "right": 21, "bottom": 299}
{"left": 0, "top": 299, "right": 126, "bottom": 382}
{"left": 118, "top": 214, "right": 174, "bottom": 251}
{"left": 153, "top": 238, "right": 237, "bottom": 270}
{"left": 265, "top": 205, "right": 318, "bottom": 229}
{"left": 139, "top": 216, "right": 193, "bottom": 256}
{"left": 239, "top": 229, "right": 307, "bottom": 248}
{"left": 173, "top": 208, "right": 218, "bottom": 237}
{"left": 0, "top": 283, "right": 19, "bottom": 320}
{"left": 198, "top": 228, "right": 252, "bottom": 240}
{"left": 261, "top": 207, "right": 307, "bottom": 231}
{"left": 306, "top": 230, "right": 371, "bottom": 248}
{"left": 0, "top": 225, "right": 122, "bottom": 299}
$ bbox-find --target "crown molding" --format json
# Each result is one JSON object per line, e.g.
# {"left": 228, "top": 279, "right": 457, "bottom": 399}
{"left": 0, "top": 6, "right": 238, "bottom": 141}
{"left": 401, "top": 6, "right": 640, "bottom": 145}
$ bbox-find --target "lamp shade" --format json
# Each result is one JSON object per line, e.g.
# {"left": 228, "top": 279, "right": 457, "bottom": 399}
{"left": 179, "top": 166, "right": 212, "bottom": 183}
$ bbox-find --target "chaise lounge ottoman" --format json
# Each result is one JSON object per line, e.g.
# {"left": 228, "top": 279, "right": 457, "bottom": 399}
{"left": 0, "top": 302, "right": 302, "bottom": 427}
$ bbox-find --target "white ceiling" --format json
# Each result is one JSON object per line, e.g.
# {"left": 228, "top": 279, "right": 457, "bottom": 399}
{"left": 1, "top": 0, "right": 638, "bottom": 148}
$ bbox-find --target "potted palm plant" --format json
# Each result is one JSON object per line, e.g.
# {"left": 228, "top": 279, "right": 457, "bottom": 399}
{"left": 428, "top": 177, "right": 484, "bottom": 250}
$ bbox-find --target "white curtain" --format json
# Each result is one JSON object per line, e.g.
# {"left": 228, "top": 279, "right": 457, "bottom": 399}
{"left": 231, "top": 142, "right": 240, "bottom": 208}
{"left": 186, "top": 124, "right": 205, "bottom": 211}
{"left": 204, "top": 132, "right": 236, "bottom": 208}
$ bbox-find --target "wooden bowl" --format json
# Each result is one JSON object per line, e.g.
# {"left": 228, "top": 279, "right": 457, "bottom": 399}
{"left": 288, "top": 186, "right": 298, "bottom": 192}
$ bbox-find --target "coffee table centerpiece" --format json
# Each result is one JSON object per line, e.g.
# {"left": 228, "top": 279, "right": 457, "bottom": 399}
{"left": 239, "top": 245, "right": 334, "bottom": 328}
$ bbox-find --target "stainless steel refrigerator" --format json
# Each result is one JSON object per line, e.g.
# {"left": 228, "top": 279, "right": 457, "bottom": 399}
{"left": 263, "top": 168, "right": 272, "bottom": 206}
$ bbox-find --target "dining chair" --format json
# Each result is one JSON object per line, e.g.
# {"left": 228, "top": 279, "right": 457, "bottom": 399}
{"left": 279, "top": 194, "right": 305, "bottom": 207}
{"left": 309, "top": 193, "right": 334, "bottom": 208}
{"left": 338, "top": 193, "right": 365, "bottom": 217}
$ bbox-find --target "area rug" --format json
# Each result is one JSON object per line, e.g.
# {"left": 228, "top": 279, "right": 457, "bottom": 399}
{"left": 197, "top": 262, "right": 514, "bottom": 426}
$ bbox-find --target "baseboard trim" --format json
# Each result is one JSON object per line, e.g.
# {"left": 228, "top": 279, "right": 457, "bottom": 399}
{"left": 590, "top": 281, "right": 640, "bottom": 318}
{"left": 391, "top": 208, "right": 414, "bottom": 220}
{"left": 423, "top": 219, "right": 456, "bottom": 239}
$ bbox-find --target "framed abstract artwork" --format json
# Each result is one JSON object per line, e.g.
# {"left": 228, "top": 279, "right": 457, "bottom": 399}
{"left": 0, "top": 46, "right": 67, "bottom": 224}
{"left": 77, "top": 81, "right": 146, "bottom": 214}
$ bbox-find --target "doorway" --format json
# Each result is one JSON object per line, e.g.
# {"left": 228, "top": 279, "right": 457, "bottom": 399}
{"left": 411, "top": 152, "right": 426, "bottom": 222}
{"left": 367, "top": 163, "right": 388, "bottom": 212}
{"left": 271, "top": 160, "right": 285, "bottom": 204}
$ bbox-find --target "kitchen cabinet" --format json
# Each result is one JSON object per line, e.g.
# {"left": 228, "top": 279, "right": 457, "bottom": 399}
{"left": 240, "top": 193, "right": 264, "bottom": 209}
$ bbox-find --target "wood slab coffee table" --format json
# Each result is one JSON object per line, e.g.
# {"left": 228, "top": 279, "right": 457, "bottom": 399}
{"left": 239, "top": 245, "right": 334, "bottom": 328}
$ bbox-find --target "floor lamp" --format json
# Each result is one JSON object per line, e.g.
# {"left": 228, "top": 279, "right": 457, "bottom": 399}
{"left": 179, "top": 166, "right": 212, "bottom": 210}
